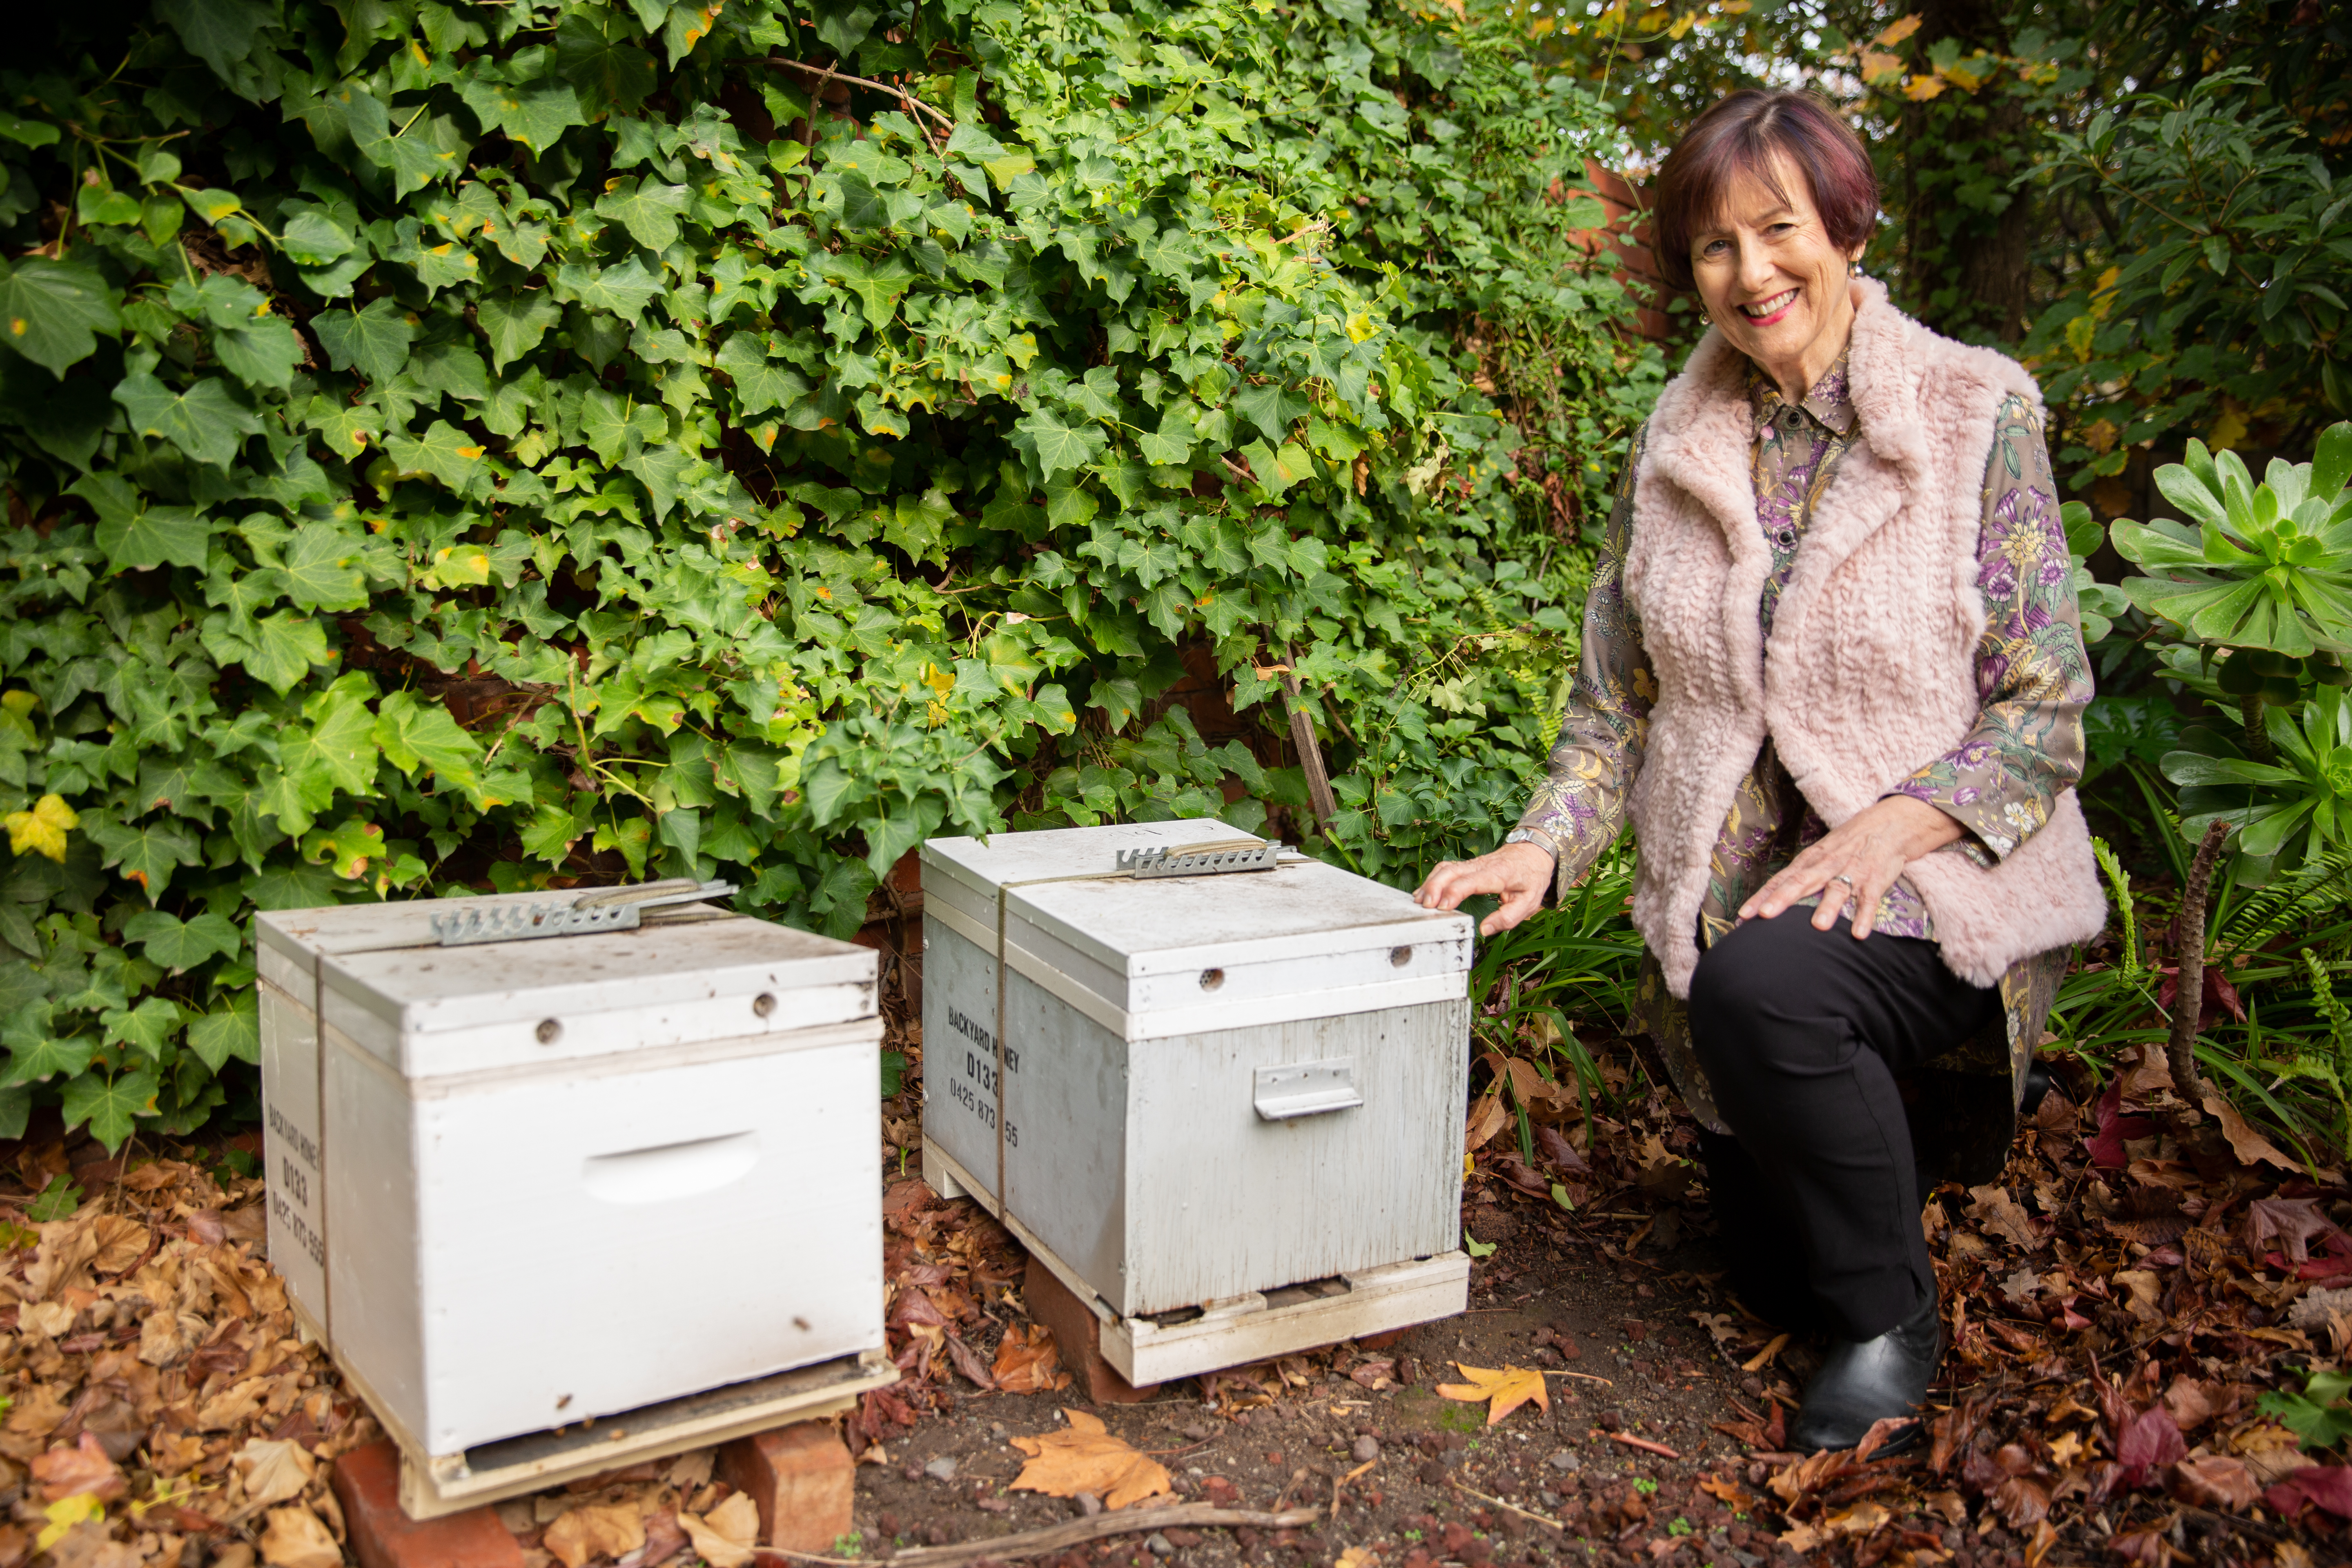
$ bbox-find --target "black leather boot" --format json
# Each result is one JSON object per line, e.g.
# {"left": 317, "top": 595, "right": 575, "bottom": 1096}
{"left": 1787, "top": 1291, "right": 1942, "bottom": 1454}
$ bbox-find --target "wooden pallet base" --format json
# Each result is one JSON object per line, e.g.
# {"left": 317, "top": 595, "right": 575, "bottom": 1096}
{"left": 296, "top": 1304, "right": 897, "bottom": 1520}
{"left": 923, "top": 1137, "right": 1468, "bottom": 1386}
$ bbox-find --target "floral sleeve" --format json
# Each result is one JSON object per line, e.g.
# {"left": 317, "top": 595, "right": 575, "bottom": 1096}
{"left": 1516, "top": 429, "right": 1653, "bottom": 899}
{"left": 1884, "top": 396, "right": 2091, "bottom": 857}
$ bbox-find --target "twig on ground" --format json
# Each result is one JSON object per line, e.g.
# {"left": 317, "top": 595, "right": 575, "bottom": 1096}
{"left": 1331, "top": 1458, "right": 1375, "bottom": 1519}
{"left": 1448, "top": 1478, "right": 1565, "bottom": 1533}
{"left": 1602, "top": 1431, "right": 1682, "bottom": 1460}
{"left": 1740, "top": 1333, "right": 1790, "bottom": 1373}
{"left": 760, "top": 1505, "right": 1320, "bottom": 1568}
{"left": 1540, "top": 1369, "right": 1615, "bottom": 1386}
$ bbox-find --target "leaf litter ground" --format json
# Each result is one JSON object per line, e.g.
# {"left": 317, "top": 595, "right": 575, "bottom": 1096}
{"left": 0, "top": 1031, "right": 2346, "bottom": 1567}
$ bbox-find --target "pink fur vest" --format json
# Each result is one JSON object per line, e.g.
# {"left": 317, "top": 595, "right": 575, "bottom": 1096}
{"left": 1622, "top": 278, "right": 2106, "bottom": 997}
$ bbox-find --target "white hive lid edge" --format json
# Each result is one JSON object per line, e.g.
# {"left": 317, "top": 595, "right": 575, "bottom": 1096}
{"left": 920, "top": 822, "right": 1270, "bottom": 915}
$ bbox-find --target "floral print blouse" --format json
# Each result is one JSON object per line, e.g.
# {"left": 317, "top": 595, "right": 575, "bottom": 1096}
{"left": 1512, "top": 355, "right": 2093, "bottom": 1130}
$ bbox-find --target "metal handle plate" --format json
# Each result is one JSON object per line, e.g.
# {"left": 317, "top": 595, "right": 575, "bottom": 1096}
{"left": 1252, "top": 1058, "right": 1363, "bottom": 1120}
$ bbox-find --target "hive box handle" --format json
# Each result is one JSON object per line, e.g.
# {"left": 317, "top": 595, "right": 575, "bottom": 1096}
{"left": 582, "top": 1131, "right": 761, "bottom": 1204}
{"left": 1252, "top": 1059, "right": 1363, "bottom": 1120}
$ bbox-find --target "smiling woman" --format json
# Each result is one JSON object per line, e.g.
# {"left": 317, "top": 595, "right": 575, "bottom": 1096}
{"left": 1414, "top": 90, "right": 2105, "bottom": 1461}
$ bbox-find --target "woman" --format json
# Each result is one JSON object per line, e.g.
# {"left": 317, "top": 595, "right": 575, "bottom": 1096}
{"left": 1415, "top": 90, "right": 2104, "bottom": 1454}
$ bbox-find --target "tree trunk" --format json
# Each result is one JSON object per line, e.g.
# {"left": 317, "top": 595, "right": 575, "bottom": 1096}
{"left": 1897, "top": 0, "right": 2034, "bottom": 343}
{"left": 2166, "top": 819, "right": 2230, "bottom": 1111}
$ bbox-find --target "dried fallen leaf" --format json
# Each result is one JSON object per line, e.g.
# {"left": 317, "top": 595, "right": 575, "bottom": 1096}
{"left": 2171, "top": 1454, "right": 2258, "bottom": 1512}
{"left": 991, "top": 1322, "right": 1072, "bottom": 1394}
{"left": 1335, "top": 1548, "right": 1379, "bottom": 1568}
{"left": 259, "top": 1504, "right": 343, "bottom": 1568}
{"left": 1965, "top": 1184, "right": 2040, "bottom": 1250}
{"left": 1349, "top": 1357, "right": 1396, "bottom": 1392}
{"left": 32, "top": 1434, "right": 124, "bottom": 1503}
{"left": 678, "top": 1492, "right": 761, "bottom": 1568}
{"left": 234, "top": 1437, "right": 316, "bottom": 1508}
{"left": 1009, "top": 1408, "right": 1172, "bottom": 1509}
{"left": 1434, "top": 1363, "right": 1548, "bottom": 1425}
{"left": 544, "top": 1501, "right": 646, "bottom": 1568}
{"left": 2248, "top": 1196, "right": 2345, "bottom": 1264}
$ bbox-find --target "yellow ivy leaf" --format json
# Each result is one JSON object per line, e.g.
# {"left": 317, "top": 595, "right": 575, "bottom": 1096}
{"left": 1434, "top": 1363, "right": 1549, "bottom": 1425}
{"left": 5, "top": 794, "right": 78, "bottom": 862}
{"left": 1873, "top": 13, "right": 1924, "bottom": 46}
{"left": 1903, "top": 75, "right": 1947, "bottom": 101}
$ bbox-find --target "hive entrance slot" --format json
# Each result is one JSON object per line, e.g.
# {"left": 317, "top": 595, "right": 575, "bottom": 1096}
{"left": 1261, "top": 1276, "right": 1352, "bottom": 1310}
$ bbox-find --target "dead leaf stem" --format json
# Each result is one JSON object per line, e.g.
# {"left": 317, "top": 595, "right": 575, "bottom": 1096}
{"left": 1447, "top": 1478, "right": 1565, "bottom": 1533}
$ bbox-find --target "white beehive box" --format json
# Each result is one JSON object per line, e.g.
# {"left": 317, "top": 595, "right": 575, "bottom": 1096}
{"left": 256, "top": 890, "right": 888, "bottom": 1473}
{"left": 919, "top": 824, "right": 1474, "bottom": 1384}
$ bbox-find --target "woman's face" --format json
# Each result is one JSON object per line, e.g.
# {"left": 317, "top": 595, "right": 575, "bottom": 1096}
{"left": 1688, "top": 152, "right": 1864, "bottom": 393}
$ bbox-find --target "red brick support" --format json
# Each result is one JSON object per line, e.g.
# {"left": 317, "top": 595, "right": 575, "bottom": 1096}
{"left": 717, "top": 1419, "right": 855, "bottom": 1553}
{"left": 330, "top": 1441, "right": 523, "bottom": 1568}
{"left": 1024, "top": 1254, "right": 1160, "bottom": 1406}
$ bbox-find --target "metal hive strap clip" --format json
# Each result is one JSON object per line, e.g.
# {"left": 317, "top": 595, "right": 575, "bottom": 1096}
{"left": 427, "top": 879, "right": 738, "bottom": 946}
{"left": 1114, "top": 841, "right": 1286, "bottom": 879}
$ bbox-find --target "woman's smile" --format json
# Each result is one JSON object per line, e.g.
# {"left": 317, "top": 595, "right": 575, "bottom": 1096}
{"left": 1738, "top": 287, "right": 1801, "bottom": 325}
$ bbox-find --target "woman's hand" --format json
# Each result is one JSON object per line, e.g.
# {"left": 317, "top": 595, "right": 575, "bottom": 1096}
{"left": 1739, "top": 795, "right": 1965, "bottom": 937}
{"left": 1414, "top": 840, "right": 1557, "bottom": 938}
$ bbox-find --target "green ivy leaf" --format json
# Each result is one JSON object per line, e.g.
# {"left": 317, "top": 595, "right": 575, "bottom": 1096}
{"left": 102, "top": 996, "right": 185, "bottom": 1060}
{"left": 477, "top": 290, "right": 563, "bottom": 371}
{"left": 1013, "top": 408, "right": 1106, "bottom": 483}
{"left": 69, "top": 472, "right": 213, "bottom": 573}
{"left": 61, "top": 1067, "right": 161, "bottom": 1154}
{"left": 596, "top": 176, "right": 692, "bottom": 251}
{"left": 824, "top": 254, "right": 917, "bottom": 330}
{"left": 383, "top": 419, "right": 488, "bottom": 490}
{"left": 156, "top": 0, "right": 278, "bottom": 79}
{"left": 555, "top": 10, "right": 659, "bottom": 116}
{"left": 186, "top": 998, "right": 260, "bottom": 1071}
{"left": 82, "top": 813, "right": 203, "bottom": 900}
{"left": 240, "top": 611, "right": 335, "bottom": 695}
{"left": 112, "top": 373, "right": 262, "bottom": 468}
{"left": 554, "top": 257, "right": 664, "bottom": 321}
{"left": 282, "top": 523, "right": 371, "bottom": 612}
{"left": 374, "top": 689, "right": 484, "bottom": 786}
{"left": 121, "top": 910, "right": 243, "bottom": 971}
{"left": 211, "top": 311, "right": 305, "bottom": 391}
{"left": 0, "top": 258, "right": 121, "bottom": 378}
{"left": 315, "top": 297, "right": 417, "bottom": 383}
{"left": 469, "top": 76, "right": 588, "bottom": 155}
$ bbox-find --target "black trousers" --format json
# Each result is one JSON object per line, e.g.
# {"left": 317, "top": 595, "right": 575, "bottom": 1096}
{"left": 1687, "top": 909, "right": 2003, "bottom": 1340}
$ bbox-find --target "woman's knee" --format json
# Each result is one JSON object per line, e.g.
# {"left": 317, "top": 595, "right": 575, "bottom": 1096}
{"left": 1690, "top": 915, "right": 1802, "bottom": 1031}
{"left": 1688, "top": 913, "right": 1836, "bottom": 1074}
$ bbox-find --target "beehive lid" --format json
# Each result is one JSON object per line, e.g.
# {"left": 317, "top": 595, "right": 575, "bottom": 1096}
{"left": 921, "top": 826, "right": 1472, "bottom": 1038}
{"left": 256, "top": 895, "right": 875, "bottom": 1077}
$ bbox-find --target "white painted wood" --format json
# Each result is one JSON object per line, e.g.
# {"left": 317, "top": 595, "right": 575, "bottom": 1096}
{"left": 256, "top": 898, "right": 884, "bottom": 1459}
{"left": 394, "top": 1350, "right": 897, "bottom": 1519}
{"left": 1110, "top": 1255, "right": 1471, "bottom": 1385}
{"left": 919, "top": 825, "right": 1473, "bottom": 1351}
{"left": 258, "top": 979, "right": 326, "bottom": 1322}
{"left": 921, "top": 1138, "right": 1466, "bottom": 1385}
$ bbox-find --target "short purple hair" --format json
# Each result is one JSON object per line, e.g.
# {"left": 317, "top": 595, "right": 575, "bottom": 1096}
{"left": 1650, "top": 90, "right": 1879, "bottom": 293}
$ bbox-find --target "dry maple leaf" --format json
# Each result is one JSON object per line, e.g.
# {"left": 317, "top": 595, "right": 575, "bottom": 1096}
{"left": 1434, "top": 1364, "right": 1548, "bottom": 1425}
{"left": 678, "top": 1492, "right": 761, "bottom": 1568}
{"left": 234, "top": 1437, "right": 315, "bottom": 1508}
{"left": 992, "top": 1322, "right": 1072, "bottom": 1394}
{"left": 544, "top": 1501, "right": 646, "bottom": 1568}
{"left": 1965, "top": 1184, "right": 2040, "bottom": 1251}
{"left": 258, "top": 1504, "right": 341, "bottom": 1568}
{"left": 1009, "top": 1408, "right": 1172, "bottom": 1509}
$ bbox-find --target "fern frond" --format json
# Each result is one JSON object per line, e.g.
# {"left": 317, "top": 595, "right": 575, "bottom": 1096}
{"left": 2219, "top": 849, "right": 2352, "bottom": 954}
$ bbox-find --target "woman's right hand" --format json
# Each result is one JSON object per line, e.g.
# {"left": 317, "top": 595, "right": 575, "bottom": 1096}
{"left": 1413, "top": 840, "right": 1556, "bottom": 937}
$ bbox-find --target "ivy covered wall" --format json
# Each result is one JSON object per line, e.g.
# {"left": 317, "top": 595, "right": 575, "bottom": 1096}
{"left": 0, "top": 0, "right": 1655, "bottom": 1146}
